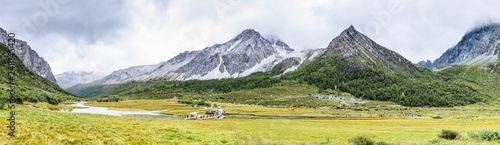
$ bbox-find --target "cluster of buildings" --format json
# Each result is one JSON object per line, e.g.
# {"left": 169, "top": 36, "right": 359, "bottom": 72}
{"left": 309, "top": 94, "right": 364, "bottom": 102}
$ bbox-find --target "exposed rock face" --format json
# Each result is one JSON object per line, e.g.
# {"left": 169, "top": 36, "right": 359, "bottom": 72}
{"left": 433, "top": 24, "right": 500, "bottom": 67}
{"left": 417, "top": 60, "right": 433, "bottom": 68}
{"left": 55, "top": 71, "right": 106, "bottom": 89}
{"left": 0, "top": 27, "right": 57, "bottom": 83}
{"left": 325, "top": 25, "right": 414, "bottom": 70}
{"left": 270, "top": 57, "right": 301, "bottom": 75}
{"left": 94, "top": 29, "right": 301, "bottom": 85}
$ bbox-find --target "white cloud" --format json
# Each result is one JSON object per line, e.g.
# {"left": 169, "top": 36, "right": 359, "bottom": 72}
{"left": 2, "top": 0, "right": 500, "bottom": 74}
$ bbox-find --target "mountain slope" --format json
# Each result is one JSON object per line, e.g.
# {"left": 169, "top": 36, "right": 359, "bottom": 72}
{"left": 433, "top": 23, "right": 500, "bottom": 67}
{"left": 0, "top": 42, "right": 77, "bottom": 105}
{"left": 82, "top": 29, "right": 300, "bottom": 85}
{"left": 69, "top": 26, "right": 483, "bottom": 107}
{"left": 0, "top": 27, "right": 57, "bottom": 83}
{"left": 55, "top": 71, "right": 106, "bottom": 89}
{"left": 282, "top": 25, "right": 481, "bottom": 107}
{"left": 69, "top": 29, "right": 306, "bottom": 97}
{"left": 430, "top": 24, "right": 500, "bottom": 106}
{"left": 437, "top": 63, "right": 500, "bottom": 106}
{"left": 78, "top": 25, "right": 482, "bottom": 107}
{"left": 323, "top": 26, "right": 414, "bottom": 71}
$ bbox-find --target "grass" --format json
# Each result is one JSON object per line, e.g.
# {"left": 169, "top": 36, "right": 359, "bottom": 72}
{"left": 0, "top": 101, "right": 500, "bottom": 144}
{"left": 85, "top": 99, "right": 500, "bottom": 119}
{"left": 1, "top": 104, "right": 500, "bottom": 144}
{"left": 206, "top": 81, "right": 334, "bottom": 107}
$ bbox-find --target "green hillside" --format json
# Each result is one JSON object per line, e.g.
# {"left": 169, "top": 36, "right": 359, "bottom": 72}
{"left": 0, "top": 43, "right": 79, "bottom": 106}
{"left": 437, "top": 59, "right": 500, "bottom": 107}
{"left": 281, "top": 26, "right": 483, "bottom": 107}
{"left": 282, "top": 52, "right": 482, "bottom": 107}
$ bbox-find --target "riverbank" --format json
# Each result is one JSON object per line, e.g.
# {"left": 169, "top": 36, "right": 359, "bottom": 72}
{"left": 67, "top": 102, "right": 181, "bottom": 120}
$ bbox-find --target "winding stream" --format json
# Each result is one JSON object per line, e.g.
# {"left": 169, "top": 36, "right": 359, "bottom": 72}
{"left": 66, "top": 102, "right": 181, "bottom": 120}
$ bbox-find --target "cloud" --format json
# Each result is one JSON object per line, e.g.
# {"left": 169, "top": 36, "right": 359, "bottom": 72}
{"left": 1, "top": 0, "right": 500, "bottom": 75}
{"left": 0, "top": 0, "right": 130, "bottom": 44}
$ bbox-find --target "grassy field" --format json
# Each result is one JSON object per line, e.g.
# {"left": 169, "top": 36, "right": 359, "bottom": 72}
{"left": 85, "top": 99, "right": 500, "bottom": 119}
{"left": 0, "top": 104, "right": 499, "bottom": 144}
{"left": 1, "top": 100, "right": 499, "bottom": 144}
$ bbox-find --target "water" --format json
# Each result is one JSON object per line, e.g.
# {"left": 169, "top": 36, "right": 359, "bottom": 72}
{"left": 67, "top": 102, "right": 181, "bottom": 120}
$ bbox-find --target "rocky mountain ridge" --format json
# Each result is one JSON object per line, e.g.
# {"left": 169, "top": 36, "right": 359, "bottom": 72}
{"left": 91, "top": 29, "right": 304, "bottom": 85}
{"left": 0, "top": 27, "right": 57, "bottom": 83}
{"left": 432, "top": 23, "right": 500, "bottom": 68}
{"left": 324, "top": 25, "right": 414, "bottom": 71}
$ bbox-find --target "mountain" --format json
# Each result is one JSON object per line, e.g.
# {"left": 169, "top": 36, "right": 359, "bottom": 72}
{"left": 92, "top": 29, "right": 301, "bottom": 85}
{"left": 0, "top": 27, "right": 57, "bottom": 83}
{"left": 433, "top": 23, "right": 500, "bottom": 68}
{"left": 0, "top": 41, "right": 77, "bottom": 104}
{"left": 55, "top": 71, "right": 106, "bottom": 89}
{"left": 322, "top": 25, "right": 414, "bottom": 71}
{"left": 417, "top": 60, "right": 433, "bottom": 68}
{"left": 69, "top": 26, "right": 482, "bottom": 107}
{"left": 281, "top": 25, "right": 481, "bottom": 107}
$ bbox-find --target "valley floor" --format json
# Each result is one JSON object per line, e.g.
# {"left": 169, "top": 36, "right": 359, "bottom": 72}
{"left": 0, "top": 100, "right": 499, "bottom": 144}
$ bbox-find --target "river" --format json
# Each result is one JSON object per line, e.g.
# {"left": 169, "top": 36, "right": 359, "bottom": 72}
{"left": 66, "top": 102, "right": 182, "bottom": 120}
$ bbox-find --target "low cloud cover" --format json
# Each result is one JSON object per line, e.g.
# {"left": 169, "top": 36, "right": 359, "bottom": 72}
{"left": 1, "top": 0, "right": 499, "bottom": 75}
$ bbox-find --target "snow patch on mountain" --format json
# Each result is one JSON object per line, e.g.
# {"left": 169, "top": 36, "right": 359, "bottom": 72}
{"left": 92, "top": 29, "right": 300, "bottom": 85}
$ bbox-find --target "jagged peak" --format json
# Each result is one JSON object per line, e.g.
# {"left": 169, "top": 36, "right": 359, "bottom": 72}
{"left": 466, "top": 23, "right": 500, "bottom": 35}
{"left": 329, "top": 25, "right": 371, "bottom": 47}
{"left": 340, "top": 25, "right": 361, "bottom": 37}
{"left": 235, "top": 29, "right": 263, "bottom": 40}
{"left": 274, "top": 39, "right": 289, "bottom": 48}
{"left": 461, "top": 23, "right": 500, "bottom": 42}
{"left": 347, "top": 25, "right": 356, "bottom": 32}
{"left": 267, "top": 38, "right": 289, "bottom": 48}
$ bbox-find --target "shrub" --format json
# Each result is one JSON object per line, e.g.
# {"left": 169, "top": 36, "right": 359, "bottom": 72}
{"left": 432, "top": 116, "right": 442, "bottom": 119}
{"left": 348, "top": 136, "right": 374, "bottom": 145}
{"left": 479, "top": 130, "right": 500, "bottom": 141}
{"left": 42, "top": 92, "right": 60, "bottom": 105}
{"left": 438, "top": 129, "right": 459, "bottom": 140}
{"left": 22, "top": 95, "right": 38, "bottom": 103}
{"left": 375, "top": 141, "right": 392, "bottom": 145}
{"left": 0, "top": 100, "right": 6, "bottom": 110}
{"left": 220, "top": 140, "right": 228, "bottom": 143}
{"left": 428, "top": 138, "right": 440, "bottom": 144}
{"left": 468, "top": 131, "right": 479, "bottom": 140}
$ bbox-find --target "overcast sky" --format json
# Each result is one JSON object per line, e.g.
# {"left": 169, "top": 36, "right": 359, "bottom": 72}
{"left": 1, "top": 0, "right": 500, "bottom": 75}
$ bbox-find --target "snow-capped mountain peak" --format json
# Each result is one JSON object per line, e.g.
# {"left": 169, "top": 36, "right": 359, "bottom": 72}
{"left": 93, "top": 29, "right": 300, "bottom": 85}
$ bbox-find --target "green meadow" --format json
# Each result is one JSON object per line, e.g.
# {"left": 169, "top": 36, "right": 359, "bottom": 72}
{"left": 1, "top": 100, "right": 499, "bottom": 144}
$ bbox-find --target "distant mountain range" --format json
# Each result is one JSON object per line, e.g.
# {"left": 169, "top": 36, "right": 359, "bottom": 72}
{"left": 417, "top": 60, "right": 432, "bottom": 68}
{"left": 0, "top": 27, "right": 57, "bottom": 83}
{"left": 55, "top": 71, "right": 106, "bottom": 89}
